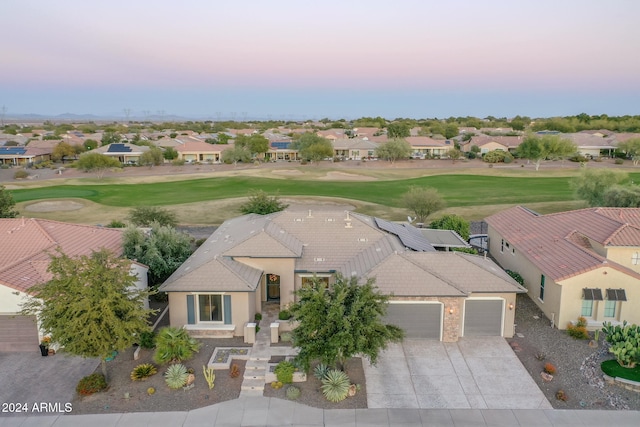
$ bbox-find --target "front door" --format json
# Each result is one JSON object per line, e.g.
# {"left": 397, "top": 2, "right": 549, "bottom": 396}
{"left": 267, "top": 274, "right": 280, "bottom": 301}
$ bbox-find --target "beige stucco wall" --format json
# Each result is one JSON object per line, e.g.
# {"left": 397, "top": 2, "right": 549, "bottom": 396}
{"left": 606, "top": 246, "right": 640, "bottom": 274}
{"left": 480, "top": 142, "right": 507, "bottom": 154}
{"left": 0, "top": 284, "right": 29, "bottom": 314}
{"left": 558, "top": 267, "right": 640, "bottom": 328}
{"left": 131, "top": 263, "right": 150, "bottom": 310}
{"left": 233, "top": 257, "right": 296, "bottom": 311}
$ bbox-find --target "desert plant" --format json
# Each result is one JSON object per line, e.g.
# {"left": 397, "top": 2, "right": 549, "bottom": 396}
{"left": 203, "top": 365, "right": 216, "bottom": 390}
{"left": 147, "top": 387, "right": 155, "bottom": 395}
{"left": 13, "top": 170, "right": 29, "bottom": 179}
{"left": 556, "top": 389, "right": 568, "bottom": 401}
{"left": 165, "top": 364, "right": 189, "bottom": 389}
{"left": 567, "top": 322, "right": 590, "bottom": 340}
{"left": 270, "top": 381, "right": 283, "bottom": 389}
{"left": 230, "top": 363, "right": 240, "bottom": 378}
{"left": 275, "top": 360, "right": 295, "bottom": 384}
{"left": 286, "top": 385, "right": 301, "bottom": 400}
{"left": 321, "top": 369, "right": 351, "bottom": 403}
{"left": 254, "top": 313, "right": 262, "bottom": 321}
{"left": 576, "top": 316, "right": 587, "bottom": 328}
{"left": 130, "top": 363, "right": 158, "bottom": 381}
{"left": 544, "top": 363, "right": 557, "bottom": 375}
{"left": 314, "top": 363, "right": 330, "bottom": 381}
{"left": 278, "top": 310, "right": 292, "bottom": 320}
{"left": 76, "top": 373, "right": 108, "bottom": 396}
{"left": 535, "top": 352, "right": 546, "bottom": 361}
{"left": 138, "top": 331, "right": 156, "bottom": 349}
{"left": 153, "top": 326, "right": 202, "bottom": 364}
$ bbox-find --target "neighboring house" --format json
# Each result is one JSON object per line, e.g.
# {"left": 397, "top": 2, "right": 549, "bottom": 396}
{"left": 563, "top": 133, "right": 616, "bottom": 158}
{"left": 159, "top": 209, "right": 525, "bottom": 342}
{"left": 331, "top": 138, "right": 379, "bottom": 160}
{"left": 405, "top": 136, "right": 453, "bottom": 158}
{"left": 266, "top": 141, "right": 299, "bottom": 161}
{"left": 175, "top": 141, "right": 230, "bottom": 163}
{"left": 418, "top": 229, "right": 471, "bottom": 251}
{"left": 92, "top": 143, "right": 150, "bottom": 164}
{"left": 0, "top": 218, "right": 148, "bottom": 352}
{"left": 0, "top": 146, "right": 53, "bottom": 166}
{"left": 463, "top": 135, "right": 523, "bottom": 154}
{"left": 485, "top": 206, "right": 640, "bottom": 331}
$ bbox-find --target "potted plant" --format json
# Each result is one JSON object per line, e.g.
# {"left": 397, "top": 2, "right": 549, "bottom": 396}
{"left": 39, "top": 336, "right": 51, "bottom": 356}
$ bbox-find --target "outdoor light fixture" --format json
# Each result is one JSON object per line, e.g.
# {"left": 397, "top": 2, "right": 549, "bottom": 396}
{"left": 509, "top": 303, "right": 514, "bottom": 310}
{"left": 449, "top": 307, "right": 454, "bottom": 315}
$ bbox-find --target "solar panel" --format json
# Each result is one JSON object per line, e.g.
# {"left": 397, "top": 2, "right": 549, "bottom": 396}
{"left": 0, "top": 147, "right": 27, "bottom": 155}
{"left": 374, "top": 217, "right": 435, "bottom": 252}
{"left": 107, "top": 143, "right": 133, "bottom": 153}
{"left": 271, "top": 142, "right": 291, "bottom": 150}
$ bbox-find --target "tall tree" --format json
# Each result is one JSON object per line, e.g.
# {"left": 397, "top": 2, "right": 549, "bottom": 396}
{"left": 101, "top": 132, "right": 121, "bottom": 146}
{"left": 387, "top": 122, "right": 411, "bottom": 139}
{"left": 0, "top": 185, "right": 19, "bottom": 218}
{"left": 402, "top": 186, "right": 445, "bottom": 224}
{"left": 20, "top": 249, "right": 154, "bottom": 381}
{"left": 139, "top": 146, "right": 164, "bottom": 167}
{"left": 429, "top": 214, "right": 470, "bottom": 240}
{"left": 221, "top": 145, "right": 252, "bottom": 165}
{"left": 375, "top": 139, "right": 412, "bottom": 164}
{"left": 443, "top": 123, "right": 459, "bottom": 139}
{"left": 234, "top": 134, "right": 270, "bottom": 158}
{"left": 571, "top": 169, "right": 627, "bottom": 207}
{"left": 291, "top": 133, "right": 334, "bottom": 162}
{"left": 74, "top": 152, "right": 122, "bottom": 178}
{"left": 617, "top": 138, "right": 640, "bottom": 166}
{"left": 516, "top": 134, "right": 576, "bottom": 170}
{"left": 51, "top": 142, "right": 77, "bottom": 162}
{"left": 289, "top": 274, "right": 403, "bottom": 371}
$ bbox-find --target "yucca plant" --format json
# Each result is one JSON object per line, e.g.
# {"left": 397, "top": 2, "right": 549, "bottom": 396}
{"left": 153, "top": 326, "right": 202, "bottom": 364}
{"left": 313, "top": 363, "right": 330, "bottom": 381}
{"left": 286, "top": 385, "right": 301, "bottom": 400}
{"left": 321, "top": 369, "right": 350, "bottom": 403}
{"left": 130, "top": 363, "right": 158, "bottom": 381}
{"left": 165, "top": 364, "right": 189, "bottom": 389}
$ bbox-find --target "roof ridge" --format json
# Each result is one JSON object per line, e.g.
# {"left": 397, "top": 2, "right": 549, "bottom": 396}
{"left": 401, "top": 252, "right": 468, "bottom": 295}
{"left": 219, "top": 257, "right": 261, "bottom": 290}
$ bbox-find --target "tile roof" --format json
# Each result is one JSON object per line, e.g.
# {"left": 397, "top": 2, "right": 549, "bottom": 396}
{"left": 174, "top": 141, "right": 230, "bottom": 152}
{"left": 485, "top": 206, "right": 640, "bottom": 281}
{"left": 0, "top": 219, "right": 124, "bottom": 293}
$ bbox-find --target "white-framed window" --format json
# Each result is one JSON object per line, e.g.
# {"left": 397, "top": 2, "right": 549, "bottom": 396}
{"left": 581, "top": 299, "right": 593, "bottom": 317}
{"left": 198, "top": 294, "right": 223, "bottom": 322}
{"left": 604, "top": 300, "right": 616, "bottom": 318}
{"left": 632, "top": 252, "right": 640, "bottom": 265}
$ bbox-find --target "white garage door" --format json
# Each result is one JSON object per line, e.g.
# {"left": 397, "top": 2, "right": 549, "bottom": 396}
{"left": 0, "top": 315, "right": 39, "bottom": 352}
{"left": 464, "top": 299, "right": 503, "bottom": 336}
{"left": 385, "top": 303, "right": 442, "bottom": 340}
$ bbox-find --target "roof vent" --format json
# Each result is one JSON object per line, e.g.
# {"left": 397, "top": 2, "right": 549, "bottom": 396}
{"left": 345, "top": 222, "right": 352, "bottom": 229}
{"left": 314, "top": 257, "right": 325, "bottom": 262}
{"left": 307, "top": 210, "right": 313, "bottom": 218}
{"left": 358, "top": 238, "right": 368, "bottom": 242}
{"left": 294, "top": 218, "right": 304, "bottom": 222}
{"left": 326, "top": 218, "right": 335, "bottom": 222}
{"left": 344, "top": 211, "right": 351, "bottom": 221}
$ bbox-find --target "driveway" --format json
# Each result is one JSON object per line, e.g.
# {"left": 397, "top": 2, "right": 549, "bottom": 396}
{"left": 0, "top": 351, "right": 98, "bottom": 415}
{"left": 363, "top": 337, "right": 552, "bottom": 409}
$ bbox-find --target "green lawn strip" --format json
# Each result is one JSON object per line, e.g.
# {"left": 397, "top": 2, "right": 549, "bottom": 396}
{"left": 11, "top": 173, "right": 640, "bottom": 209}
{"left": 601, "top": 359, "right": 640, "bottom": 382}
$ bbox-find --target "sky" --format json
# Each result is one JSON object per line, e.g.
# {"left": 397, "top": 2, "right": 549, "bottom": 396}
{"left": 1, "top": 0, "right": 639, "bottom": 120}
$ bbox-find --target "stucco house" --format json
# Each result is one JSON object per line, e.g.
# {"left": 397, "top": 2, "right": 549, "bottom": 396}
{"left": 159, "top": 209, "right": 525, "bottom": 342}
{"left": 175, "top": 140, "right": 231, "bottom": 163}
{"left": 92, "top": 142, "right": 151, "bottom": 164}
{"left": 405, "top": 136, "right": 453, "bottom": 158}
{"left": 463, "top": 135, "right": 524, "bottom": 154}
{"left": 0, "top": 146, "right": 53, "bottom": 166}
{"left": 0, "top": 218, "right": 148, "bottom": 352}
{"left": 485, "top": 206, "right": 640, "bottom": 330}
{"left": 331, "top": 138, "right": 379, "bottom": 160}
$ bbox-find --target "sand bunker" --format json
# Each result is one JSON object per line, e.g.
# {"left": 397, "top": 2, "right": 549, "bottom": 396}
{"left": 25, "top": 200, "right": 85, "bottom": 212}
{"left": 271, "top": 169, "right": 304, "bottom": 176}
{"left": 319, "top": 171, "right": 376, "bottom": 181}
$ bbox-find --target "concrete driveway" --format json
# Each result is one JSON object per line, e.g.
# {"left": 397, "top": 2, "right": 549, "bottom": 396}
{"left": 0, "top": 351, "right": 98, "bottom": 414}
{"left": 363, "top": 337, "right": 552, "bottom": 409}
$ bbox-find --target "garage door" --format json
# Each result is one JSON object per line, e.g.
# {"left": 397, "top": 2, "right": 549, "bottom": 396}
{"left": 463, "top": 300, "right": 503, "bottom": 336}
{"left": 0, "top": 315, "right": 39, "bottom": 352}
{"left": 385, "top": 303, "right": 442, "bottom": 340}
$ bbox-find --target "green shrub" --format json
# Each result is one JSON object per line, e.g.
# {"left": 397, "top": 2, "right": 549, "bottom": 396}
{"left": 76, "top": 373, "right": 107, "bottom": 396}
{"left": 615, "top": 158, "right": 624, "bottom": 165}
{"left": 280, "top": 332, "right": 292, "bottom": 342}
{"left": 567, "top": 321, "right": 589, "bottom": 340}
{"left": 286, "top": 385, "right": 301, "bottom": 400}
{"left": 313, "top": 363, "right": 330, "bottom": 380}
{"left": 106, "top": 220, "right": 127, "bottom": 228}
{"left": 506, "top": 270, "right": 525, "bottom": 287}
{"left": 275, "top": 360, "right": 295, "bottom": 384}
{"left": 255, "top": 313, "right": 263, "bottom": 321}
{"left": 278, "top": 310, "right": 292, "bottom": 320}
{"left": 483, "top": 150, "right": 508, "bottom": 163}
{"left": 172, "top": 158, "right": 185, "bottom": 166}
{"left": 131, "top": 363, "right": 158, "bottom": 381}
{"left": 321, "top": 370, "right": 350, "bottom": 402}
{"left": 13, "top": 170, "right": 29, "bottom": 179}
{"left": 139, "top": 331, "right": 156, "bottom": 349}
{"left": 165, "top": 364, "right": 188, "bottom": 389}
{"left": 153, "top": 326, "right": 202, "bottom": 364}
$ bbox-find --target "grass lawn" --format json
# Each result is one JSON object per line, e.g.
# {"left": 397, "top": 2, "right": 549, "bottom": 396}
{"left": 601, "top": 359, "right": 640, "bottom": 382}
{"left": 10, "top": 174, "right": 578, "bottom": 208}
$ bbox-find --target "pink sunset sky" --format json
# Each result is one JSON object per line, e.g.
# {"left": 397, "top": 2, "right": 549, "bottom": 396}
{"left": 1, "top": 0, "right": 639, "bottom": 119}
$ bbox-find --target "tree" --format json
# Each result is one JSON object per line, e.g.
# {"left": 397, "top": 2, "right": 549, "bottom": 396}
{"left": 444, "top": 123, "right": 459, "bottom": 139}
{"left": 234, "top": 134, "right": 270, "bottom": 158}
{"left": 375, "top": 139, "right": 412, "bottom": 164}
{"left": 101, "top": 132, "right": 121, "bottom": 146}
{"left": 221, "top": 145, "right": 251, "bottom": 165}
{"left": 387, "top": 122, "right": 411, "bottom": 139}
{"left": 75, "top": 152, "right": 122, "bottom": 178}
{"left": 139, "top": 147, "right": 164, "bottom": 167}
{"left": 163, "top": 147, "right": 178, "bottom": 160}
{"left": 602, "top": 185, "right": 640, "bottom": 207}
{"left": 429, "top": 214, "right": 471, "bottom": 240}
{"left": 20, "top": 249, "right": 154, "bottom": 381}
{"left": 571, "top": 169, "right": 627, "bottom": 207}
{"left": 516, "top": 134, "right": 576, "bottom": 170}
{"left": 447, "top": 148, "right": 463, "bottom": 162}
{"left": 292, "top": 133, "right": 333, "bottom": 162}
{"left": 617, "top": 138, "right": 640, "bottom": 165}
{"left": 289, "top": 274, "right": 403, "bottom": 371}
{"left": 51, "top": 142, "right": 77, "bottom": 162}
{"left": 402, "top": 186, "right": 445, "bottom": 224}
{"left": 123, "top": 225, "right": 192, "bottom": 286}
{"left": 239, "top": 190, "right": 289, "bottom": 215}
{"left": 128, "top": 206, "right": 178, "bottom": 227}
{"left": 0, "top": 185, "right": 18, "bottom": 218}
{"left": 83, "top": 139, "right": 99, "bottom": 150}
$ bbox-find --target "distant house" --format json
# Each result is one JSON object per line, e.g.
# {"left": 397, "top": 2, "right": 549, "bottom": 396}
{"left": 175, "top": 140, "right": 230, "bottom": 163}
{"left": 486, "top": 206, "right": 640, "bottom": 330}
{"left": 331, "top": 138, "right": 379, "bottom": 160}
{"left": 0, "top": 146, "right": 53, "bottom": 166}
{"left": 0, "top": 218, "right": 148, "bottom": 352}
{"left": 405, "top": 136, "right": 453, "bottom": 158}
{"left": 462, "top": 135, "right": 524, "bottom": 154}
{"left": 266, "top": 141, "right": 299, "bottom": 161}
{"left": 563, "top": 133, "right": 616, "bottom": 158}
{"left": 159, "top": 209, "right": 525, "bottom": 342}
{"left": 92, "top": 143, "right": 151, "bottom": 164}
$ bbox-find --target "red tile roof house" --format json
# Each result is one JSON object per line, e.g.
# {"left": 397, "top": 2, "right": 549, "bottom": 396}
{"left": 0, "top": 218, "right": 149, "bottom": 352}
{"left": 159, "top": 209, "right": 525, "bottom": 342}
{"left": 563, "top": 133, "right": 617, "bottom": 158}
{"left": 331, "top": 138, "right": 379, "bottom": 160}
{"left": 462, "top": 135, "right": 524, "bottom": 155}
{"left": 485, "top": 206, "right": 640, "bottom": 331}
{"left": 175, "top": 140, "right": 232, "bottom": 164}
{"left": 405, "top": 136, "right": 453, "bottom": 159}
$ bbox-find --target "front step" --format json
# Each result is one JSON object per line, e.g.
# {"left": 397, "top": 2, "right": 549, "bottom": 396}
{"left": 239, "top": 389, "right": 264, "bottom": 398}
{"left": 241, "top": 377, "right": 265, "bottom": 391}
{"left": 245, "top": 359, "right": 268, "bottom": 370}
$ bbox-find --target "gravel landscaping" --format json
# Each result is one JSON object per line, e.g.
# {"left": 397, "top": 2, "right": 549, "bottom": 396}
{"left": 507, "top": 293, "right": 640, "bottom": 410}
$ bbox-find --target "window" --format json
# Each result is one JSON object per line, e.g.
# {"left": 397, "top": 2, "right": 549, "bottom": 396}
{"left": 581, "top": 299, "right": 593, "bottom": 317}
{"left": 501, "top": 239, "right": 505, "bottom": 253}
{"left": 633, "top": 252, "right": 640, "bottom": 265}
{"left": 198, "top": 294, "right": 222, "bottom": 322}
{"left": 539, "top": 275, "right": 545, "bottom": 301}
{"left": 604, "top": 300, "right": 616, "bottom": 318}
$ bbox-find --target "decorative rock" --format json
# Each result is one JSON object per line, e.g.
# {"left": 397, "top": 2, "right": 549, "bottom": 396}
{"left": 186, "top": 373, "right": 195, "bottom": 386}
{"left": 133, "top": 346, "right": 141, "bottom": 361}
{"left": 541, "top": 372, "right": 554, "bottom": 382}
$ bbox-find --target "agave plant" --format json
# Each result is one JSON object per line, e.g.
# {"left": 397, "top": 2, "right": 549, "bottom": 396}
{"left": 313, "top": 363, "right": 330, "bottom": 381}
{"left": 321, "top": 369, "right": 350, "bottom": 403}
{"left": 153, "top": 327, "right": 202, "bottom": 364}
{"left": 165, "top": 364, "right": 189, "bottom": 389}
{"left": 130, "top": 363, "right": 158, "bottom": 381}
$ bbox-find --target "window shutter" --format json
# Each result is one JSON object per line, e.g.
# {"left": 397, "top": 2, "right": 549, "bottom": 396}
{"left": 187, "top": 295, "right": 195, "bottom": 325}
{"left": 223, "top": 295, "right": 232, "bottom": 325}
